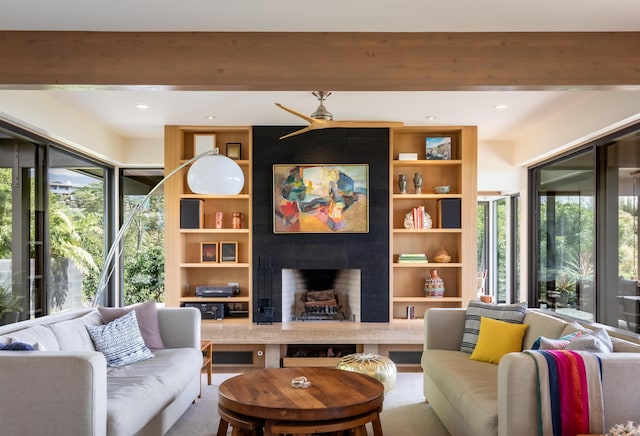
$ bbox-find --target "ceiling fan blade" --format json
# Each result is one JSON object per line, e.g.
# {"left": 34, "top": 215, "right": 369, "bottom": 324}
{"left": 279, "top": 126, "right": 315, "bottom": 140}
{"left": 275, "top": 103, "right": 315, "bottom": 123}
{"left": 276, "top": 101, "right": 404, "bottom": 139}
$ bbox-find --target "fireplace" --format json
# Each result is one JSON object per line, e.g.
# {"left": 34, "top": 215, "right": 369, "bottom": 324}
{"left": 282, "top": 269, "right": 361, "bottom": 321}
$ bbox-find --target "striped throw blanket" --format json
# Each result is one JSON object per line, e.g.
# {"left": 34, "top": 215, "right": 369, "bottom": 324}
{"left": 525, "top": 350, "right": 605, "bottom": 436}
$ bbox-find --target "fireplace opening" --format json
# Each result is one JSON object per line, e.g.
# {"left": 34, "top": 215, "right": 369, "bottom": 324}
{"left": 282, "top": 268, "right": 361, "bottom": 321}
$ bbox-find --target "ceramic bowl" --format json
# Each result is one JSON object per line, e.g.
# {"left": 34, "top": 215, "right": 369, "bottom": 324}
{"left": 433, "top": 185, "right": 450, "bottom": 194}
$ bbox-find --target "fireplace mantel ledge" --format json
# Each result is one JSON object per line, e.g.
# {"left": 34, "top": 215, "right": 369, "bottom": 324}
{"left": 201, "top": 320, "right": 423, "bottom": 345}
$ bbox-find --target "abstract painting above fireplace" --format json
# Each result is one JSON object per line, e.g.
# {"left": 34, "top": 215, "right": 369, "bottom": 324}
{"left": 273, "top": 164, "right": 369, "bottom": 234}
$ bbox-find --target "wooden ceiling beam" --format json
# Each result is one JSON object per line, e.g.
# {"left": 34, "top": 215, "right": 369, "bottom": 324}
{"left": 1, "top": 31, "right": 639, "bottom": 90}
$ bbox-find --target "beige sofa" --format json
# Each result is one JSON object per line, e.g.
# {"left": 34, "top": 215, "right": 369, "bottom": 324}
{"left": 0, "top": 307, "right": 202, "bottom": 436}
{"left": 421, "top": 307, "right": 640, "bottom": 436}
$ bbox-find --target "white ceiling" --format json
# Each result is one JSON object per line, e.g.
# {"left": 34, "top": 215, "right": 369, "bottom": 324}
{"left": 1, "top": 1, "right": 639, "bottom": 142}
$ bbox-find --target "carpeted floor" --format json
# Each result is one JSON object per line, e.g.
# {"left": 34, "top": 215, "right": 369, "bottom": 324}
{"left": 166, "top": 371, "right": 451, "bottom": 436}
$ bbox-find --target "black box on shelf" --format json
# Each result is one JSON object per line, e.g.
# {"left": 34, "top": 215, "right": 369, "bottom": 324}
{"left": 437, "top": 198, "right": 461, "bottom": 228}
{"left": 184, "top": 302, "right": 225, "bottom": 320}
{"left": 180, "top": 198, "right": 204, "bottom": 229}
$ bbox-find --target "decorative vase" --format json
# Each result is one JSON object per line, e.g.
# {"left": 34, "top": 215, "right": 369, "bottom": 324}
{"left": 336, "top": 353, "right": 397, "bottom": 393}
{"left": 424, "top": 269, "right": 445, "bottom": 297}
{"left": 398, "top": 174, "right": 407, "bottom": 194}
{"left": 232, "top": 212, "right": 243, "bottom": 229}
{"left": 433, "top": 247, "right": 451, "bottom": 263}
{"left": 413, "top": 172, "right": 423, "bottom": 194}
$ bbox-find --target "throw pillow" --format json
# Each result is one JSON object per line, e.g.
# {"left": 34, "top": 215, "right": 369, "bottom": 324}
{"left": 0, "top": 342, "right": 35, "bottom": 351}
{"left": 565, "top": 328, "right": 614, "bottom": 353}
{"left": 460, "top": 300, "right": 527, "bottom": 353}
{"left": 469, "top": 317, "right": 529, "bottom": 364}
{"left": 98, "top": 300, "right": 165, "bottom": 350}
{"left": 530, "top": 331, "right": 582, "bottom": 350}
{"left": 86, "top": 310, "right": 154, "bottom": 367}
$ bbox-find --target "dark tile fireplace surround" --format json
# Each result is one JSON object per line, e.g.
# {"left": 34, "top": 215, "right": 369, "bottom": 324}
{"left": 252, "top": 126, "right": 390, "bottom": 322}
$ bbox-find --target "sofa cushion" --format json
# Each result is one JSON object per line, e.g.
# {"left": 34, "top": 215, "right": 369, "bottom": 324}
{"left": 49, "top": 311, "right": 102, "bottom": 351}
{"left": 461, "top": 301, "right": 527, "bottom": 353}
{"left": 2, "top": 325, "right": 60, "bottom": 351}
{"left": 531, "top": 331, "right": 582, "bottom": 350}
{"left": 566, "top": 328, "right": 613, "bottom": 353}
{"left": 522, "top": 310, "right": 569, "bottom": 350}
{"left": 105, "top": 347, "right": 202, "bottom": 435}
{"left": 86, "top": 311, "right": 154, "bottom": 367}
{"left": 470, "top": 317, "right": 529, "bottom": 364}
{"left": 611, "top": 337, "right": 640, "bottom": 352}
{"left": 423, "top": 349, "right": 499, "bottom": 434}
{"left": 98, "top": 301, "right": 165, "bottom": 350}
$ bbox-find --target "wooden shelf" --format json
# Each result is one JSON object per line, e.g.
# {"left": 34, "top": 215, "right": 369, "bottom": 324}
{"left": 180, "top": 228, "right": 250, "bottom": 234}
{"left": 393, "top": 262, "right": 462, "bottom": 268}
{"left": 179, "top": 262, "right": 250, "bottom": 268}
{"left": 392, "top": 159, "right": 462, "bottom": 167}
{"left": 393, "top": 193, "right": 462, "bottom": 200}
{"left": 392, "top": 228, "right": 462, "bottom": 234}
{"left": 165, "top": 125, "right": 254, "bottom": 324}
{"left": 180, "top": 193, "right": 250, "bottom": 200}
{"left": 389, "top": 126, "right": 477, "bottom": 321}
{"left": 393, "top": 296, "right": 462, "bottom": 303}
{"left": 180, "top": 296, "right": 250, "bottom": 303}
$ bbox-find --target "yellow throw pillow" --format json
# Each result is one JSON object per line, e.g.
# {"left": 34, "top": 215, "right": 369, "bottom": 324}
{"left": 470, "top": 316, "right": 529, "bottom": 364}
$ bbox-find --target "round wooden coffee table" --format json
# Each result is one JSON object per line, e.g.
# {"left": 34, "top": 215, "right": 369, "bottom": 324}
{"left": 218, "top": 367, "right": 385, "bottom": 436}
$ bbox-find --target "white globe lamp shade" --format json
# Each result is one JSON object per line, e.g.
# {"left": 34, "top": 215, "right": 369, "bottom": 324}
{"left": 187, "top": 154, "right": 245, "bottom": 195}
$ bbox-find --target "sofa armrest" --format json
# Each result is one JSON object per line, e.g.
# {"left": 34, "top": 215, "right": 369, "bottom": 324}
{"left": 157, "top": 306, "right": 201, "bottom": 349}
{"left": 0, "top": 351, "right": 107, "bottom": 436}
{"left": 497, "top": 352, "right": 539, "bottom": 436}
{"left": 424, "top": 308, "right": 466, "bottom": 351}
{"left": 498, "top": 352, "right": 640, "bottom": 436}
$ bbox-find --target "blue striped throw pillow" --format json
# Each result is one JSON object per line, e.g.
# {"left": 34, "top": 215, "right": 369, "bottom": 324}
{"left": 460, "top": 301, "right": 527, "bottom": 353}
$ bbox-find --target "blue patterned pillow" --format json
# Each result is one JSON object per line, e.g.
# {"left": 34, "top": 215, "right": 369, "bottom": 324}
{"left": 1, "top": 342, "right": 35, "bottom": 351}
{"left": 86, "top": 310, "right": 154, "bottom": 367}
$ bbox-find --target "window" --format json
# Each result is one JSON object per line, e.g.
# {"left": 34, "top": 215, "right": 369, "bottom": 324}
{"left": 531, "top": 149, "right": 595, "bottom": 321}
{"left": 48, "top": 147, "right": 107, "bottom": 312}
{"left": 120, "top": 169, "right": 165, "bottom": 305}
{"left": 531, "top": 122, "right": 640, "bottom": 333}
{"left": 0, "top": 122, "right": 112, "bottom": 321}
{"left": 477, "top": 194, "right": 520, "bottom": 303}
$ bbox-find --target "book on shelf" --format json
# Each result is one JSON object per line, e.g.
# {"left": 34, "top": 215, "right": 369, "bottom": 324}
{"left": 398, "top": 253, "right": 428, "bottom": 263}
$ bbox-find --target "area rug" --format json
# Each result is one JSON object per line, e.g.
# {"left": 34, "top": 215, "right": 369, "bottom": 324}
{"left": 166, "top": 371, "right": 450, "bottom": 436}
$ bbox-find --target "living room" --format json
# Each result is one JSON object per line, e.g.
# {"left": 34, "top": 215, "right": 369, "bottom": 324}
{"left": 1, "top": 2, "right": 640, "bottom": 436}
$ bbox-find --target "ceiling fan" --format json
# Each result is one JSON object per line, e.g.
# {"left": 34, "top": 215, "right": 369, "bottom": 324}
{"left": 276, "top": 91, "right": 404, "bottom": 139}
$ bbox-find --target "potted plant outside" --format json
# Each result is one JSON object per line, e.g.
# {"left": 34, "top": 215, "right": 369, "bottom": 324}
{"left": 0, "top": 286, "right": 23, "bottom": 325}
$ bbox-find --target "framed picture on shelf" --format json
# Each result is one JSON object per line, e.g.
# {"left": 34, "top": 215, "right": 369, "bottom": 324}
{"left": 425, "top": 136, "right": 452, "bottom": 160}
{"left": 193, "top": 134, "right": 216, "bottom": 157}
{"left": 273, "top": 164, "right": 369, "bottom": 234}
{"left": 220, "top": 241, "right": 238, "bottom": 263}
{"left": 226, "top": 142, "right": 242, "bottom": 160}
{"left": 201, "top": 242, "right": 218, "bottom": 263}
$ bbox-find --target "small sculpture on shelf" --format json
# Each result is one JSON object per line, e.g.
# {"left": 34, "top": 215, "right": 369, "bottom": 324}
{"left": 413, "top": 172, "right": 423, "bottom": 194}
{"left": 398, "top": 174, "right": 407, "bottom": 194}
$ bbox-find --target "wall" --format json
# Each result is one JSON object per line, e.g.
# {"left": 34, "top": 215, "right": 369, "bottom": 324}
{"left": 252, "top": 126, "right": 389, "bottom": 322}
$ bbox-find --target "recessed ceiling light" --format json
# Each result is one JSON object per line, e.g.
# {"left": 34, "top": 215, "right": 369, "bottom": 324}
{"left": 206, "top": 115, "right": 216, "bottom": 120}
{"left": 494, "top": 104, "right": 508, "bottom": 110}
{"left": 135, "top": 104, "right": 150, "bottom": 109}
{"left": 425, "top": 115, "right": 437, "bottom": 120}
